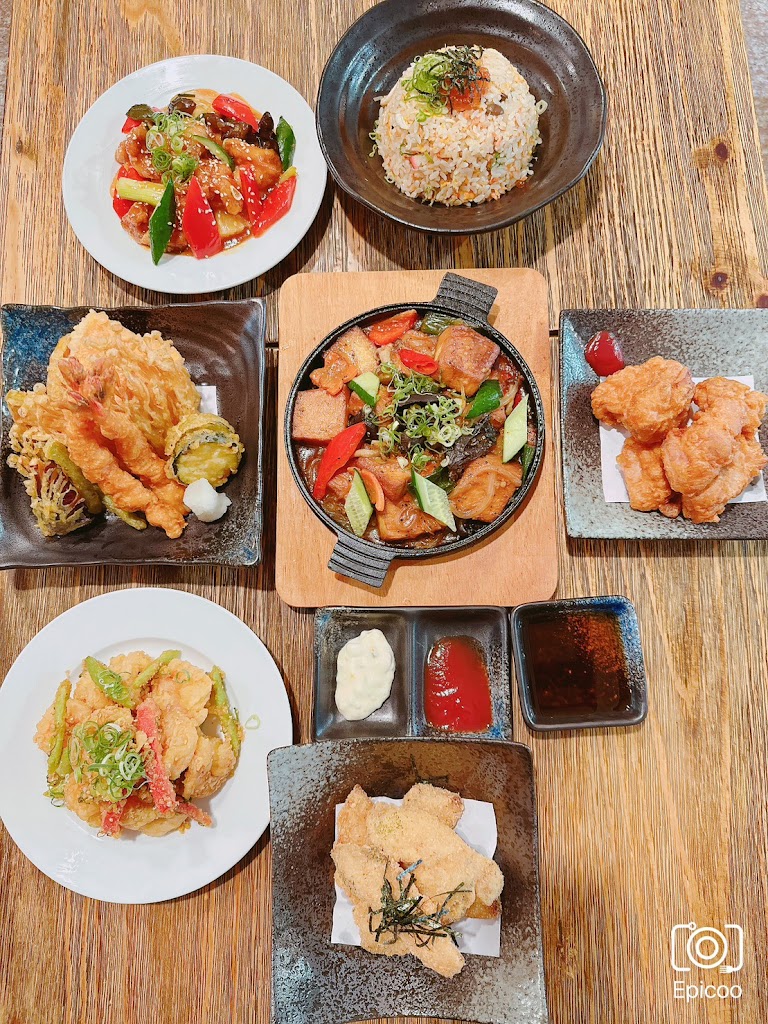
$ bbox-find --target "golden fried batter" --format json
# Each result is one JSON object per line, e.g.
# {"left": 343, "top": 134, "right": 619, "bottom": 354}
{"left": 681, "top": 435, "right": 767, "bottom": 523}
{"left": 591, "top": 357, "right": 694, "bottom": 443}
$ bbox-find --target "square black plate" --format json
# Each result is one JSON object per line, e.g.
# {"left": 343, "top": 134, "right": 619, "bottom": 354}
{"left": 560, "top": 308, "right": 768, "bottom": 539}
{"left": 268, "top": 738, "right": 548, "bottom": 1024}
{"left": 0, "top": 300, "right": 265, "bottom": 567}
{"left": 314, "top": 606, "right": 511, "bottom": 741}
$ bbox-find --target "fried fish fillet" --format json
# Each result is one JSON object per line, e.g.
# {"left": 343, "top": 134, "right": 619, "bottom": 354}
{"left": 680, "top": 435, "right": 767, "bottom": 523}
{"left": 401, "top": 782, "right": 464, "bottom": 829}
{"left": 616, "top": 438, "right": 681, "bottom": 517}
{"left": 337, "top": 784, "right": 373, "bottom": 845}
{"left": 591, "top": 357, "right": 694, "bottom": 443}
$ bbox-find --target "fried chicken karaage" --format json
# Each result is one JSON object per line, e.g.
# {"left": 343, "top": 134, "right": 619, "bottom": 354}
{"left": 591, "top": 356, "right": 695, "bottom": 443}
{"left": 615, "top": 438, "right": 681, "bottom": 517}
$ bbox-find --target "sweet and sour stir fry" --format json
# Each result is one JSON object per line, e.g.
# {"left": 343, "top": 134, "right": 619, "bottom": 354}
{"left": 34, "top": 650, "right": 243, "bottom": 838}
{"left": 113, "top": 89, "right": 297, "bottom": 264}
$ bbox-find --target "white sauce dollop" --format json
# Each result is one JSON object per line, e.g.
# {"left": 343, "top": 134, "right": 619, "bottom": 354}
{"left": 335, "top": 629, "right": 396, "bottom": 721}
{"left": 183, "top": 479, "right": 231, "bottom": 522}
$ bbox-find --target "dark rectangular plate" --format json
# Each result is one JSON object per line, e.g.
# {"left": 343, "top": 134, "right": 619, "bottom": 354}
{"left": 268, "top": 738, "right": 548, "bottom": 1024}
{"left": 314, "top": 606, "right": 511, "bottom": 741}
{"left": 0, "top": 300, "right": 265, "bottom": 567}
{"left": 560, "top": 308, "right": 768, "bottom": 539}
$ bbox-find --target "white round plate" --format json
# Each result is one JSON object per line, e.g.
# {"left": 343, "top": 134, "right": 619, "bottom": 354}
{"left": 62, "top": 55, "right": 327, "bottom": 293}
{"left": 0, "top": 588, "right": 293, "bottom": 903}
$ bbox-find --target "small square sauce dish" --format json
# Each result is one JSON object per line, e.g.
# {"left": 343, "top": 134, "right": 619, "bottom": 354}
{"left": 510, "top": 596, "right": 648, "bottom": 731}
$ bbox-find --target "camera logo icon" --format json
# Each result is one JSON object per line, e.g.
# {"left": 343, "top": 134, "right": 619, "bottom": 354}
{"left": 671, "top": 922, "right": 743, "bottom": 974}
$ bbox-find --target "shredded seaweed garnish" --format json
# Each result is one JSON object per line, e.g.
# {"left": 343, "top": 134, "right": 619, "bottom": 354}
{"left": 368, "top": 861, "right": 470, "bottom": 947}
{"left": 402, "top": 45, "right": 485, "bottom": 116}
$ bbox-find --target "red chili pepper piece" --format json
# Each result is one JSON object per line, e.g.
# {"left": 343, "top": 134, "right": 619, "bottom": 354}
{"left": 182, "top": 176, "right": 223, "bottom": 259}
{"left": 100, "top": 800, "right": 127, "bottom": 837}
{"left": 112, "top": 166, "right": 143, "bottom": 218}
{"left": 239, "top": 165, "right": 263, "bottom": 227}
{"left": 135, "top": 698, "right": 178, "bottom": 816}
{"left": 398, "top": 348, "right": 439, "bottom": 375}
{"left": 252, "top": 175, "right": 296, "bottom": 236}
{"left": 367, "top": 310, "right": 420, "bottom": 347}
{"left": 513, "top": 389, "right": 523, "bottom": 408}
{"left": 212, "top": 93, "right": 259, "bottom": 130}
{"left": 121, "top": 116, "right": 141, "bottom": 133}
{"left": 313, "top": 422, "right": 367, "bottom": 500}
{"left": 585, "top": 331, "right": 625, "bottom": 376}
{"left": 177, "top": 799, "right": 212, "bottom": 827}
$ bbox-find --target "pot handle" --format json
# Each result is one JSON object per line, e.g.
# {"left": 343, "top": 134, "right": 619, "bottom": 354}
{"left": 433, "top": 272, "right": 498, "bottom": 324}
{"left": 328, "top": 534, "right": 395, "bottom": 589}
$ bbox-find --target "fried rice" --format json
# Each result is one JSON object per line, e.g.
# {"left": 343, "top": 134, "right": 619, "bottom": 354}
{"left": 374, "top": 47, "right": 545, "bottom": 207}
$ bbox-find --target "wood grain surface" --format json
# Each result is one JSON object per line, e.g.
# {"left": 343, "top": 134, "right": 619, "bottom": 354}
{"left": 0, "top": 1, "right": 767, "bottom": 1024}
{"left": 276, "top": 269, "right": 557, "bottom": 607}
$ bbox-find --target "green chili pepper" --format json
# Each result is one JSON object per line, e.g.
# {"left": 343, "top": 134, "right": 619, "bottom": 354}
{"left": 148, "top": 178, "right": 176, "bottom": 265}
{"left": 134, "top": 650, "right": 181, "bottom": 690}
{"left": 419, "top": 312, "right": 464, "bottom": 336}
{"left": 190, "top": 134, "right": 235, "bottom": 170}
{"left": 211, "top": 666, "right": 241, "bottom": 759}
{"left": 275, "top": 116, "right": 296, "bottom": 171}
{"left": 85, "top": 656, "right": 133, "bottom": 708}
{"left": 101, "top": 494, "right": 147, "bottom": 531}
{"left": 466, "top": 379, "right": 503, "bottom": 419}
{"left": 47, "top": 679, "right": 71, "bottom": 775}
{"left": 521, "top": 442, "right": 536, "bottom": 478}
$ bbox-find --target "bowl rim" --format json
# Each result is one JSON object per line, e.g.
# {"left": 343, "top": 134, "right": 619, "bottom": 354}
{"left": 284, "top": 297, "right": 546, "bottom": 563}
{"left": 315, "top": 0, "right": 608, "bottom": 235}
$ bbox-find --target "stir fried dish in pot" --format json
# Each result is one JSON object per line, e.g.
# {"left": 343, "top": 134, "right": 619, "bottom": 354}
{"left": 113, "top": 90, "right": 298, "bottom": 264}
{"left": 291, "top": 309, "right": 538, "bottom": 548}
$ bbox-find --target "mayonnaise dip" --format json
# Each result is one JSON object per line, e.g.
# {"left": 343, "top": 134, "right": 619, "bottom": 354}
{"left": 335, "top": 629, "right": 396, "bottom": 720}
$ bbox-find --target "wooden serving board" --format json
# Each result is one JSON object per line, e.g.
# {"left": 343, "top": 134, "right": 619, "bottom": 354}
{"left": 276, "top": 269, "right": 556, "bottom": 607}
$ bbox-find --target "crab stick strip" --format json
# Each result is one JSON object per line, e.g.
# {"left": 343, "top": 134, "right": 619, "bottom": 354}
{"left": 135, "top": 698, "right": 177, "bottom": 815}
{"left": 178, "top": 799, "right": 212, "bottom": 828}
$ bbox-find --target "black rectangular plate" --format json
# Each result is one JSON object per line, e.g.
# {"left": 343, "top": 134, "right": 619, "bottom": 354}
{"left": 314, "top": 606, "right": 511, "bottom": 741}
{"left": 0, "top": 300, "right": 265, "bottom": 567}
{"left": 560, "top": 308, "right": 768, "bottom": 539}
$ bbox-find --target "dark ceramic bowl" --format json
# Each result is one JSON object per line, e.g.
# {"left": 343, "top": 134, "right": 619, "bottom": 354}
{"left": 268, "top": 737, "right": 548, "bottom": 1024}
{"left": 0, "top": 300, "right": 266, "bottom": 567}
{"left": 510, "top": 595, "right": 648, "bottom": 731}
{"left": 313, "top": 605, "right": 512, "bottom": 741}
{"left": 316, "top": 0, "right": 606, "bottom": 234}
{"left": 284, "top": 272, "right": 546, "bottom": 588}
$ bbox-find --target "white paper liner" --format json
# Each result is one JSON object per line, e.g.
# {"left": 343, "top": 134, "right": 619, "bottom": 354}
{"left": 600, "top": 375, "right": 767, "bottom": 504}
{"left": 331, "top": 795, "right": 501, "bottom": 958}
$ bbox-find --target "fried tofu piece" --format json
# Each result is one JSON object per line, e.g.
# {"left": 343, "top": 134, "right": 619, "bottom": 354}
{"left": 337, "top": 785, "right": 374, "bottom": 845}
{"left": 375, "top": 496, "right": 445, "bottom": 542}
{"left": 449, "top": 453, "right": 522, "bottom": 522}
{"left": 681, "top": 435, "right": 767, "bottom": 523}
{"left": 616, "top": 438, "right": 679, "bottom": 514}
{"left": 291, "top": 388, "right": 349, "bottom": 444}
{"left": 354, "top": 456, "right": 411, "bottom": 502}
{"left": 310, "top": 327, "right": 379, "bottom": 395}
{"left": 401, "top": 783, "right": 464, "bottom": 829}
{"left": 591, "top": 357, "right": 694, "bottom": 443}
{"left": 435, "top": 325, "right": 500, "bottom": 396}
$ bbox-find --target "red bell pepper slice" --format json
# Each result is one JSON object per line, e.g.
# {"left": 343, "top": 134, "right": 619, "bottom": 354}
{"left": 398, "top": 348, "right": 438, "bottom": 375}
{"left": 112, "top": 166, "right": 144, "bottom": 218}
{"left": 367, "top": 310, "right": 419, "bottom": 347}
{"left": 313, "top": 422, "right": 367, "bottom": 500}
{"left": 100, "top": 800, "right": 127, "bottom": 838}
{"left": 239, "top": 165, "right": 263, "bottom": 227}
{"left": 252, "top": 175, "right": 296, "bottom": 236}
{"left": 136, "top": 698, "right": 178, "bottom": 816}
{"left": 212, "top": 94, "right": 259, "bottom": 130}
{"left": 122, "top": 116, "right": 141, "bottom": 133}
{"left": 182, "top": 176, "right": 223, "bottom": 259}
{"left": 177, "top": 799, "right": 212, "bottom": 827}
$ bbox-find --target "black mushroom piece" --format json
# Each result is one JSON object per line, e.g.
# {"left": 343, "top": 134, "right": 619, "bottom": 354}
{"left": 168, "top": 93, "right": 197, "bottom": 116}
{"left": 444, "top": 415, "right": 498, "bottom": 480}
{"left": 201, "top": 111, "right": 251, "bottom": 140}
{"left": 246, "top": 111, "right": 280, "bottom": 153}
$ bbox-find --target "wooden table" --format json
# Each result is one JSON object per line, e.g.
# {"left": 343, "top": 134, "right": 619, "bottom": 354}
{"left": 1, "top": 2, "right": 766, "bottom": 1023}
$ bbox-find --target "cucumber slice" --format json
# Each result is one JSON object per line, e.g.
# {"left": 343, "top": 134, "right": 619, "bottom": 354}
{"left": 503, "top": 394, "right": 528, "bottom": 463}
{"left": 190, "top": 134, "right": 236, "bottom": 170}
{"left": 345, "top": 470, "right": 373, "bottom": 537}
{"left": 349, "top": 372, "right": 380, "bottom": 407}
{"left": 411, "top": 469, "right": 456, "bottom": 531}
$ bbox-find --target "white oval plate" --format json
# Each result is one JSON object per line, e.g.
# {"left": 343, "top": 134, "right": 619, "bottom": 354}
{"left": 62, "top": 55, "right": 327, "bottom": 293}
{"left": 0, "top": 588, "right": 293, "bottom": 903}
